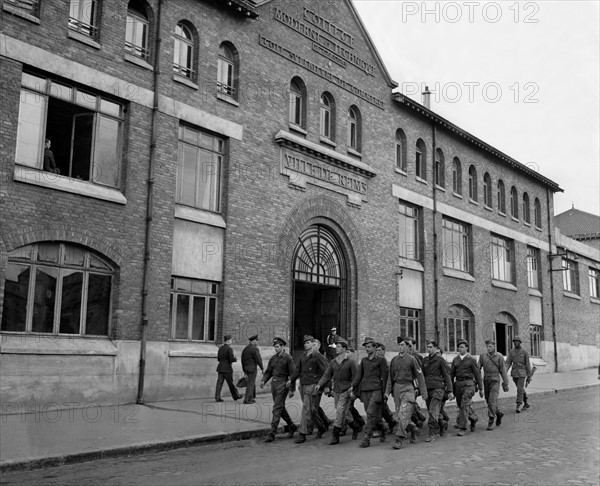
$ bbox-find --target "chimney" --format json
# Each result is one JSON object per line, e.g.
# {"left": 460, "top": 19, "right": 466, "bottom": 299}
{"left": 422, "top": 85, "right": 431, "bottom": 110}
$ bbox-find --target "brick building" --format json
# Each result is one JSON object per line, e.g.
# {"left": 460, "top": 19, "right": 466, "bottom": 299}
{"left": 1, "top": 0, "right": 598, "bottom": 408}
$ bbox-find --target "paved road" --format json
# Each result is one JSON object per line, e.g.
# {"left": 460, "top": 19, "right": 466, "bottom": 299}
{"left": 2, "top": 388, "right": 598, "bottom": 486}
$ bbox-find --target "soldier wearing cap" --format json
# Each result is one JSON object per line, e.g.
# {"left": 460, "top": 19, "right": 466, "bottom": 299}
{"left": 375, "top": 343, "right": 399, "bottom": 438}
{"left": 326, "top": 327, "right": 339, "bottom": 361}
{"left": 290, "top": 335, "right": 329, "bottom": 443}
{"left": 385, "top": 336, "right": 427, "bottom": 450}
{"left": 350, "top": 337, "right": 388, "bottom": 448}
{"left": 241, "top": 334, "right": 264, "bottom": 404}
{"left": 260, "top": 337, "right": 297, "bottom": 442}
{"left": 215, "top": 335, "right": 242, "bottom": 402}
{"left": 479, "top": 339, "right": 510, "bottom": 429}
{"left": 316, "top": 338, "right": 362, "bottom": 444}
{"left": 422, "top": 340, "right": 454, "bottom": 442}
{"left": 450, "top": 339, "right": 484, "bottom": 436}
{"left": 505, "top": 335, "right": 532, "bottom": 413}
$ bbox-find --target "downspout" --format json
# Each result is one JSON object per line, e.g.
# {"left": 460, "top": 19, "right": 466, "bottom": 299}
{"left": 137, "top": 0, "right": 163, "bottom": 404}
{"left": 545, "top": 186, "right": 559, "bottom": 372}
{"left": 432, "top": 123, "right": 439, "bottom": 343}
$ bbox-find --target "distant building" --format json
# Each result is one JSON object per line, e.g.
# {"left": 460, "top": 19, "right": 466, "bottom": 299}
{"left": 555, "top": 207, "right": 600, "bottom": 251}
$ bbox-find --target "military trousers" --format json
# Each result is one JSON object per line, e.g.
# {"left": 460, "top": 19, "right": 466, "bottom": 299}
{"left": 454, "top": 381, "right": 478, "bottom": 430}
{"left": 359, "top": 389, "right": 384, "bottom": 435}
{"left": 332, "top": 389, "right": 355, "bottom": 428}
{"left": 484, "top": 379, "right": 502, "bottom": 419}
{"left": 425, "top": 388, "right": 445, "bottom": 435}
{"left": 392, "top": 383, "right": 416, "bottom": 438}
{"left": 270, "top": 379, "right": 293, "bottom": 433}
{"left": 512, "top": 376, "right": 528, "bottom": 406}
{"left": 299, "top": 384, "right": 320, "bottom": 434}
{"left": 243, "top": 370, "right": 258, "bottom": 401}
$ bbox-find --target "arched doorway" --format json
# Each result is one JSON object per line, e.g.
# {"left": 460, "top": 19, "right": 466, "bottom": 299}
{"left": 292, "top": 225, "right": 347, "bottom": 359}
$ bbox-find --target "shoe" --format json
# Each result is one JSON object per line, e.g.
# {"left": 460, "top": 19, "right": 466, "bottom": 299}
{"left": 425, "top": 435, "right": 436, "bottom": 442}
{"left": 215, "top": 398, "right": 224, "bottom": 402}
{"left": 329, "top": 426, "right": 341, "bottom": 445}
{"left": 339, "top": 428, "right": 347, "bottom": 437}
{"left": 469, "top": 417, "right": 478, "bottom": 432}
{"left": 496, "top": 412, "right": 504, "bottom": 427}
{"left": 393, "top": 438, "right": 403, "bottom": 449}
{"left": 264, "top": 434, "right": 275, "bottom": 443}
{"left": 316, "top": 425, "right": 327, "bottom": 439}
{"left": 358, "top": 437, "right": 370, "bottom": 448}
{"left": 453, "top": 424, "right": 461, "bottom": 429}
{"left": 295, "top": 433, "right": 307, "bottom": 444}
{"left": 523, "top": 402, "right": 530, "bottom": 409}
{"left": 379, "top": 426, "right": 387, "bottom": 443}
{"left": 234, "top": 397, "right": 241, "bottom": 401}
{"left": 286, "top": 423, "right": 298, "bottom": 438}
{"left": 515, "top": 404, "right": 522, "bottom": 413}
{"left": 457, "top": 429, "right": 466, "bottom": 437}
{"left": 351, "top": 422, "right": 362, "bottom": 440}
{"left": 487, "top": 419, "right": 494, "bottom": 431}
{"left": 438, "top": 419, "right": 446, "bottom": 437}
{"left": 409, "top": 425, "right": 418, "bottom": 444}
{"left": 243, "top": 400, "right": 255, "bottom": 404}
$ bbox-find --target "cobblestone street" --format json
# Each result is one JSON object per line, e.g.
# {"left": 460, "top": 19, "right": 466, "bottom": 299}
{"left": 2, "top": 387, "right": 598, "bottom": 486}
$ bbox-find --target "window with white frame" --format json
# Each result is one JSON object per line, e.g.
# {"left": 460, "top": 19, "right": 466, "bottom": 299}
{"left": 442, "top": 217, "right": 470, "bottom": 272}
{"left": 125, "top": 1, "right": 150, "bottom": 60}
{"left": 170, "top": 277, "right": 217, "bottom": 341}
{"left": 320, "top": 92, "right": 335, "bottom": 140}
{"left": 490, "top": 234, "right": 514, "bottom": 283}
{"left": 347, "top": 106, "right": 361, "bottom": 152}
{"left": 289, "top": 78, "right": 305, "bottom": 128}
{"left": 69, "top": 0, "right": 98, "bottom": 39}
{"left": 510, "top": 186, "right": 519, "bottom": 219}
{"left": 15, "top": 72, "right": 123, "bottom": 187}
{"left": 435, "top": 148, "right": 445, "bottom": 188}
{"left": 1, "top": 243, "right": 113, "bottom": 335}
{"left": 399, "top": 308, "right": 421, "bottom": 351}
{"left": 528, "top": 324, "right": 541, "bottom": 357}
{"left": 523, "top": 192, "right": 531, "bottom": 224}
{"left": 589, "top": 268, "right": 599, "bottom": 298}
{"left": 527, "top": 246, "right": 541, "bottom": 289}
{"left": 176, "top": 124, "right": 224, "bottom": 212}
{"left": 4, "top": 0, "right": 39, "bottom": 16}
{"left": 452, "top": 157, "right": 462, "bottom": 195}
{"left": 173, "top": 22, "right": 194, "bottom": 79}
{"left": 497, "top": 179, "right": 506, "bottom": 214}
{"left": 562, "top": 257, "right": 579, "bottom": 294}
{"left": 534, "top": 198, "right": 542, "bottom": 229}
{"left": 483, "top": 172, "right": 492, "bottom": 208}
{"left": 217, "top": 42, "right": 237, "bottom": 99}
{"left": 468, "top": 165, "right": 477, "bottom": 201}
{"left": 445, "top": 305, "right": 471, "bottom": 352}
{"left": 416, "top": 138, "right": 426, "bottom": 180}
{"left": 395, "top": 129, "right": 407, "bottom": 172}
{"left": 399, "top": 201, "right": 419, "bottom": 261}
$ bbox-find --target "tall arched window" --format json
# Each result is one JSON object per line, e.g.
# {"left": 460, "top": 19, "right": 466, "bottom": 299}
{"left": 468, "top": 165, "right": 477, "bottom": 201}
{"left": 1, "top": 243, "right": 114, "bottom": 335}
{"left": 452, "top": 157, "right": 462, "bottom": 195}
{"left": 347, "top": 105, "right": 361, "bottom": 152}
{"left": 217, "top": 42, "right": 238, "bottom": 99}
{"left": 320, "top": 92, "right": 335, "bottom": 140}
{"left": 483, "top": 172, "right": 492, "bottom": 208}
{"left": 534, "top": 198, "right": 542, "bottom": 229}
{"left": 435, "top": 148, "right": 445, "bottom": 188}
{"left": 125, "top": 1, "right": 150, "bottom": 60}
{"left": 497, "top": 179, "right": 506, "bottom": 214}
{"left": 523, "top": 192, "right": 531, "bottom": 224}
{"left": 416, "top": 139, "right": 427, "bottom": 180}
{"left": 510, "top": 186, "right": 519, "bottom": 218}
{"left": 173, "top": 22, "right": 195, "bottom": 79}
{"left": 395, "top": 128, "right": 407, "bottom": 172}
{"left": 444, "top": 305, "right": 472, "bottom": 352}
{"left": 289, "top": 77, "right": 306, "bottom": 128}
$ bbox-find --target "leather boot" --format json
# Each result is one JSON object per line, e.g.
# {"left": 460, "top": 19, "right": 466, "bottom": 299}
{"left": 358, "top": 432, "right": 371, "bottom": 448}
{"left": 351, "top": 421, "right": 363, "bottom": 440}
{"left": 286, "top": 423, "right": 298, "bottom": 438}
{"left": 438, "top": 419, "right": 446, "bottom": 437}
{"left": 294, "top": 433, "right": 306, "bottom": 443}
{"left": 329, "top": 426, "right": 341, "bottom": 445}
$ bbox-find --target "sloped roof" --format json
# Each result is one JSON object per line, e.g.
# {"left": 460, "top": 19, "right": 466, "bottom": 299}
{"left": 555, "top": 207, "right": 600, "bottom": 238}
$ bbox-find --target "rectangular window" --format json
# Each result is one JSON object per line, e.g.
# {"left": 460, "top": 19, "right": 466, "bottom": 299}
{"left": 527, "top": 246, "right": 540, "bottom": 289}
{"left": 289, "top": 93, "right": 302, "bottom": 126}
{"left": 529, "top": 325, "right": 541, "bottom": 357}
{"left": 176, "top": 125, "right": 224, "bottom": 212}
{"left": 15, "top": 72, "right": 123, "bottom": 188}
{"left": 589, "top": 268, "right": 600, "bottom": 299}
{"left": 4, "top": 0, "right": 39, "bottom": 16}
{"left": 217, "top": 59, "right": 235, "bottom": 97}
{"left": 399, "top": 308, "right": 420, "bottom": 351}
{"left": 445, "top": 316, "right": 469, "bottom": 353}
{"left": 170, "top": 277, "right": 218, "bottom": 341}
{"left": 442, "top": 217, "right": 470, "bottom": 272}
{"left": 490, "top": 234, "right": 514, "bottom": 283}
{"left": 399, "top": 201, "right": 419, "bottom": 261}
{"left": 69, "top": 0, "right": 98, "bottom": 39}
{"left": 562, "top": 258, "right": 579, "bottom": 294}
{"left": 125, "top": 13, "right": 149, "bottom": 59}
{"left": 415, "top": 150, "right": 422, "bottom": 179}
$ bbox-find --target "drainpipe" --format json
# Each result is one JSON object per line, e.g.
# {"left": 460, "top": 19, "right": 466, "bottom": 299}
{"left": 432, "top": 123, "right": 439, "bottom": 343}
{"left": 545, "top": 186, "right": 559, "bottom": 372}
{"left": 137, "top": 0, "right": 163, "bottom": 404}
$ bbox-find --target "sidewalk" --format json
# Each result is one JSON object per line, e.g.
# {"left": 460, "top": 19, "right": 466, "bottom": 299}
{"left": 1, "top": 368, "right": 598, "bottom": 472}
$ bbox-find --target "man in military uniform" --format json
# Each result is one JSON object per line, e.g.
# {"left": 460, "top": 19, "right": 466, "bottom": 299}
{"left": 291, "top": 335, "right": 329, "bottom": 443}
{"left": 479, "top": 339, "right": 510, "bottom": 430}
{"left": 325, "top": 327, "right": 339, "bottom": 361}
{"left": 316, "top": 338, "right": 361, "bottom": 444}
{"left": 385, "top": 337, "right": 427, "bottom": 450}
{"left": 450, "top": 339, "right": 484, "bottom": 436}
{"left": 422, "top": 340, "right": 453, "bottom": 442}
{"left": 375, "top": 343, "right": 398, "bottom": 438}
{"left": 215, "top": 335, "right": 242, "bottom": 402}
{"left": 241, "top": 334, "right": 263, "bottom": 404}
{"left": 260, "top": 337, "right": 297, "bottom": 443}
{"left": 505, "top": 336, "right": 532, "bottom": 413}
{"left": 351, "top": 337, "right": 388, "bottom": 448}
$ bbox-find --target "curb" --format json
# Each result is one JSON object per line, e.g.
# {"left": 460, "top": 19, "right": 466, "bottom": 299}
{"left": 1, "top": 383, "right": 597, "bottom": 473}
